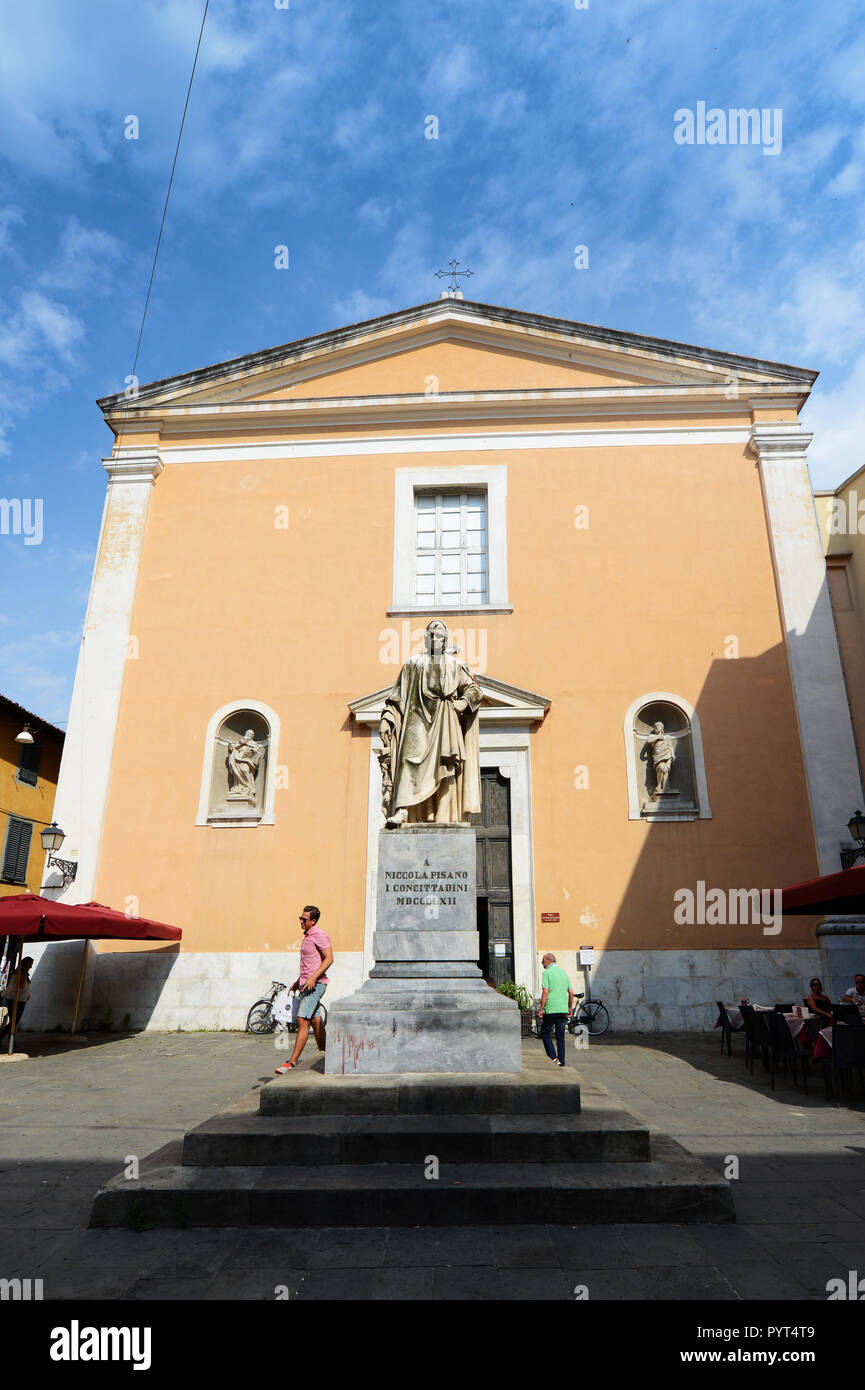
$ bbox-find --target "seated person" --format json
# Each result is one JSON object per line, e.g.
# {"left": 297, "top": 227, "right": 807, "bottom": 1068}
{"left": 806, "top": 977, "right": 833, "bottom": 1023}
{"left": 843, "top": 972, "right": 865, "bottom": 1015}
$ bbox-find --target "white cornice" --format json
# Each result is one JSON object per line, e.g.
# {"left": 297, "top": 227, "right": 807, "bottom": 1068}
{"left": 102, "top": 382, "right": 809, "bottom": 435}
{"left": 747, "top": 423, "right": 814, "bottom": 461}
{"left": 102, "top": 453, "right": 163, "bottom": 484}
{"left": 138, "top": 424, "right": 752, "bottom": 465}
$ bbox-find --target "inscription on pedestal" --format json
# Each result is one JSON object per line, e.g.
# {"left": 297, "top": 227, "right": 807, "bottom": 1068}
{"left": 383, "top": 867, "right": 470, "bottom": 910}
{"left": 376, "top": 826, "right": 476, "bottom": 936}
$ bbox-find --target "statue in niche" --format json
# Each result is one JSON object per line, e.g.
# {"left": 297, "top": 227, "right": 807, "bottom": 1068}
{"left": 223, "top": 729, "right": 265, "bottom": 803}
{"left": 378, "top": 619, "right": 482, "bottom": 826}
{"left": 636, "top": 720, "right": 691, "bottom": 797}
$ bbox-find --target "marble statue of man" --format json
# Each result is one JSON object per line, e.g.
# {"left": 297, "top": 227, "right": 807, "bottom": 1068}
{"left": 226, "top": 730, "right": 264, "bottom": 801}
{"left": 642, "top": 722, "right": 675, "bottom": 794}
{"left": 636, "top": 722, "right": 692, "bottom": 800}
{"left": 378, "top": 619, "right": 482, "bottom": 825}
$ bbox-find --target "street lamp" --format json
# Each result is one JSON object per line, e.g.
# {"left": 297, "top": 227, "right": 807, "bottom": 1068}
{"left": 40, "top": 822, "right": 77, "bottom": 887}
{"left": 840, "top": 810, "right": 865, "bottom": 869}
{"left": 14, "top": 724, "right": 34, "bottom": 744}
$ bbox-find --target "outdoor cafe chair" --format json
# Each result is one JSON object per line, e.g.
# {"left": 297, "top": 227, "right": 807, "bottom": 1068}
{"left": 741, "top": 1004, "right": 768, "bottom": 1076}
{"left": 802, "top": 1016, "right": 833, "bottom": 1099}
{"left": 832, "top": 1022, "right": 865, "bottom": 1102}
{"left": 832, "top": 1003, "right": 862, "bottom": 1028}
{"left": 765, "top": 1010, "right": 809, "bottom": 1093}
{"left": 716, "top": 1000, "right": 735, "bottom": 1058}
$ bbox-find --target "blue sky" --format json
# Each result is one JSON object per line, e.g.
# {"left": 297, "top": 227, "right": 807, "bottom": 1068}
{"left": 1, "top": 0, "right": 864, "bottom": 723}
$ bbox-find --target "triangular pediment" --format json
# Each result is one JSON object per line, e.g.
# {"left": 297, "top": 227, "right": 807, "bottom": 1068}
{"left": 98, "top": 299, "right": 817, "bottom": 426}
{"left": 349, "top": 673, "right": 550, "bottom": 727}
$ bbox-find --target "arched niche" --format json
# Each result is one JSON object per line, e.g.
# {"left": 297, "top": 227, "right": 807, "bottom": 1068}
{"left": 624, "top": 691, "right": 711, "bottom": 822}
{"left": 196, "top": 700, "right": 281, "bottom": 827}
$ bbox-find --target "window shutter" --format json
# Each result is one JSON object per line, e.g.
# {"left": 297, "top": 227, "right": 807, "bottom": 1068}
{"left": 2, "top": 818, "right": 32, "bottom": 884}
{"left": 16, "top": 742, "right": 42, "bottom": 786}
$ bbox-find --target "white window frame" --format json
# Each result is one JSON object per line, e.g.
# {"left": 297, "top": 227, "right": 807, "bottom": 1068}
{"left": 391, "top": 464, "right": 510, "bottom": 613}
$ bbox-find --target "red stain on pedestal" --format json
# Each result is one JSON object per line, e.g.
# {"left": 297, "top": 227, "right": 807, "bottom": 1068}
{"left": 337, "top": 1030, "right": 378, "bottom": 1072}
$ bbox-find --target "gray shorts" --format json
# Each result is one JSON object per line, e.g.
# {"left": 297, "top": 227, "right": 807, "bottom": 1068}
{"left": 297, "top": 981, "right": 327, "bottom": 1020}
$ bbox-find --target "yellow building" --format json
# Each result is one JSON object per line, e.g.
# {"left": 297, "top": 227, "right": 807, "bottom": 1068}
{"left": 0, "top": 695, "right": 64, "bottom": 899}
{"left": 48, "top": 298, "right": 864, "bottom": 1030}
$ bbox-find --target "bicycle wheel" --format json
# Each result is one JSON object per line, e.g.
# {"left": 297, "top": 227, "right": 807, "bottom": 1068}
{"left": 246, "top": 999, "right": 276, "bottom": 1034}
{"left": 579, "top": 1001, "right": 610, "bottom": 1036}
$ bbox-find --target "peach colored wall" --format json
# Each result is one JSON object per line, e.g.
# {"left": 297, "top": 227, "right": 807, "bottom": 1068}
{"left": 245, "top": 339, "right": 668, "bottom": 400}
{"left": 95, "top": 428, "right": 818, "bottom": 959}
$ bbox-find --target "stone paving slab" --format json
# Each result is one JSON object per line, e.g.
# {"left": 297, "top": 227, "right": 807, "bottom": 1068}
{"left": 1, "top": 1029, "right": 864, "bottom": 1298}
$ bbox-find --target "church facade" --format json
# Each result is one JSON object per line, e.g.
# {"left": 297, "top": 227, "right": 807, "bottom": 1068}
{"left": 41, "top": 298, "right": 862, "bottom": 1031}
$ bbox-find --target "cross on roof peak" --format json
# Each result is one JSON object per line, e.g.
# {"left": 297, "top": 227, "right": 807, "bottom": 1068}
{"left": 435, "top": 258, "right": 473, "bottom": 299}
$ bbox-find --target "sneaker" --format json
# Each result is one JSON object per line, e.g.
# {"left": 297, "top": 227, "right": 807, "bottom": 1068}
{"left": 274, "top": 1061, "right": 296, "bottom": 1074}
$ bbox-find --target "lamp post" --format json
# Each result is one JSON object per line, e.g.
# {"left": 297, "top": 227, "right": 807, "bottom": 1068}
{"left": 840, "top": 810, "right": 865, "bottom": 869}
{"left": 40, "top": 822, "right": 77, "bottom": 888}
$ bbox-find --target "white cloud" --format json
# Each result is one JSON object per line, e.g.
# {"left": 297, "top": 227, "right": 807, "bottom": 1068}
{"left": 425, "top": 44, "right": 476, "bottom": 98}
{"left": 36, "top": 217, "right": 126, "bottom": 296}
{"left": 358, "top": 198, "right": 391, "bottom": 228}
{"left": 0, "top": 628, "right": 79, "bottom": 722}
{"left": 0, "top": 290, "right": 83, "bottom": 367}
{"left": 329, "top": 289, "right": 394, "bottom": 325}
{"left": 0, "top": 206, "right": 24, "bottom": 255}
{"left": 804, "top": 349, "right": 865, "bottom": 490}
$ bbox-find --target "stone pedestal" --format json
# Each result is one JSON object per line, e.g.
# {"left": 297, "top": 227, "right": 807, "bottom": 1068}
{"left": 325, "top": 824, "right": 521, "bottom": 1074}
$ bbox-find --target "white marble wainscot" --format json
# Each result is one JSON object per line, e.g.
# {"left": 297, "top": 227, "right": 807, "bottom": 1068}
{"left": 536, "top": 948, "right": 823, "bottom": 1032}
{"left": 21, "top": 950, "right": 368, "bottom": 1033}
{"left": 20, "top": 941, "right": 98, "bottom": 1032}
{"left": 816, "top": 918, "right": 865, "bottom": 1001}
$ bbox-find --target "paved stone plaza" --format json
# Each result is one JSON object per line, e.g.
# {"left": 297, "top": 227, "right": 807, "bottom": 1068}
{"left": 1, "top": 1030, "right": 863, "bottom": 1300}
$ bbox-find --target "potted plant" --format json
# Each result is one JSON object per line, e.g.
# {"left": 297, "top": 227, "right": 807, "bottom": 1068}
{"left": 497, "top": 980, "right": 537, "bottom": 1035}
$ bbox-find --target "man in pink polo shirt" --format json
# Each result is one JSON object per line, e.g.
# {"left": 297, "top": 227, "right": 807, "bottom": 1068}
{"left": 275, "top": 906, "right": 334, "bottom": 1074}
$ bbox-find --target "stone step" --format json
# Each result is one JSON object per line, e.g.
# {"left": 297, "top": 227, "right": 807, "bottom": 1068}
{"left": 181, "top": 1110, "right": 650, "bottom": 1167}
{"left": 90, "top": 1136, "right": 734, "bottom": 1228}
{"left": 260, "top": 1071, "right": 581, "bottom": 1117}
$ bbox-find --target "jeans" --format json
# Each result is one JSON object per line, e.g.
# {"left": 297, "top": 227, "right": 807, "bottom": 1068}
{"left": 541, "top": 1012, "right": 567, "bottom": 1065}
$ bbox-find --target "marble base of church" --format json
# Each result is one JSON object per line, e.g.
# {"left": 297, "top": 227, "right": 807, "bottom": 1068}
{"left": 324, "top": 823, "right": 522, "bottom": 1074}
{"left": 18, "top": 943, "right": 827, "bottom": 1036}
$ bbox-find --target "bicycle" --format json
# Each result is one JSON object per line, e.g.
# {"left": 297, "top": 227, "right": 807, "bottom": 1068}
{"left": 567, "top": 991, "right": 611, "bottom": 1036}
{"left": 245, "top": 981, "right": 328, "bottom": 1035}
{"left": 246, "top": 980, "right": 286, "bottom": 1034}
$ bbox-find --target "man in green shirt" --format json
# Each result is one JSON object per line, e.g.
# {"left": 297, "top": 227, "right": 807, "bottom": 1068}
{"left": 538, "top": 952, "right": 575, "bottom": 1067}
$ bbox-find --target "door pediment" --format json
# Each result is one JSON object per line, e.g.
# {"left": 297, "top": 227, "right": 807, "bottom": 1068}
{"left": 349, "top": 674, "right": 550, "bottom": 727}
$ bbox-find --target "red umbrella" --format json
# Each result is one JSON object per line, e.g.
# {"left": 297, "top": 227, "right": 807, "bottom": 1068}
{"left": 0, "top": 893, "right": 181, "bottom": 940}
{"left": 0, "top": 894, "right": 182, "bottom": 1052}
{"left": 780, "top": 864, "right": 865, "bottom": 916}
